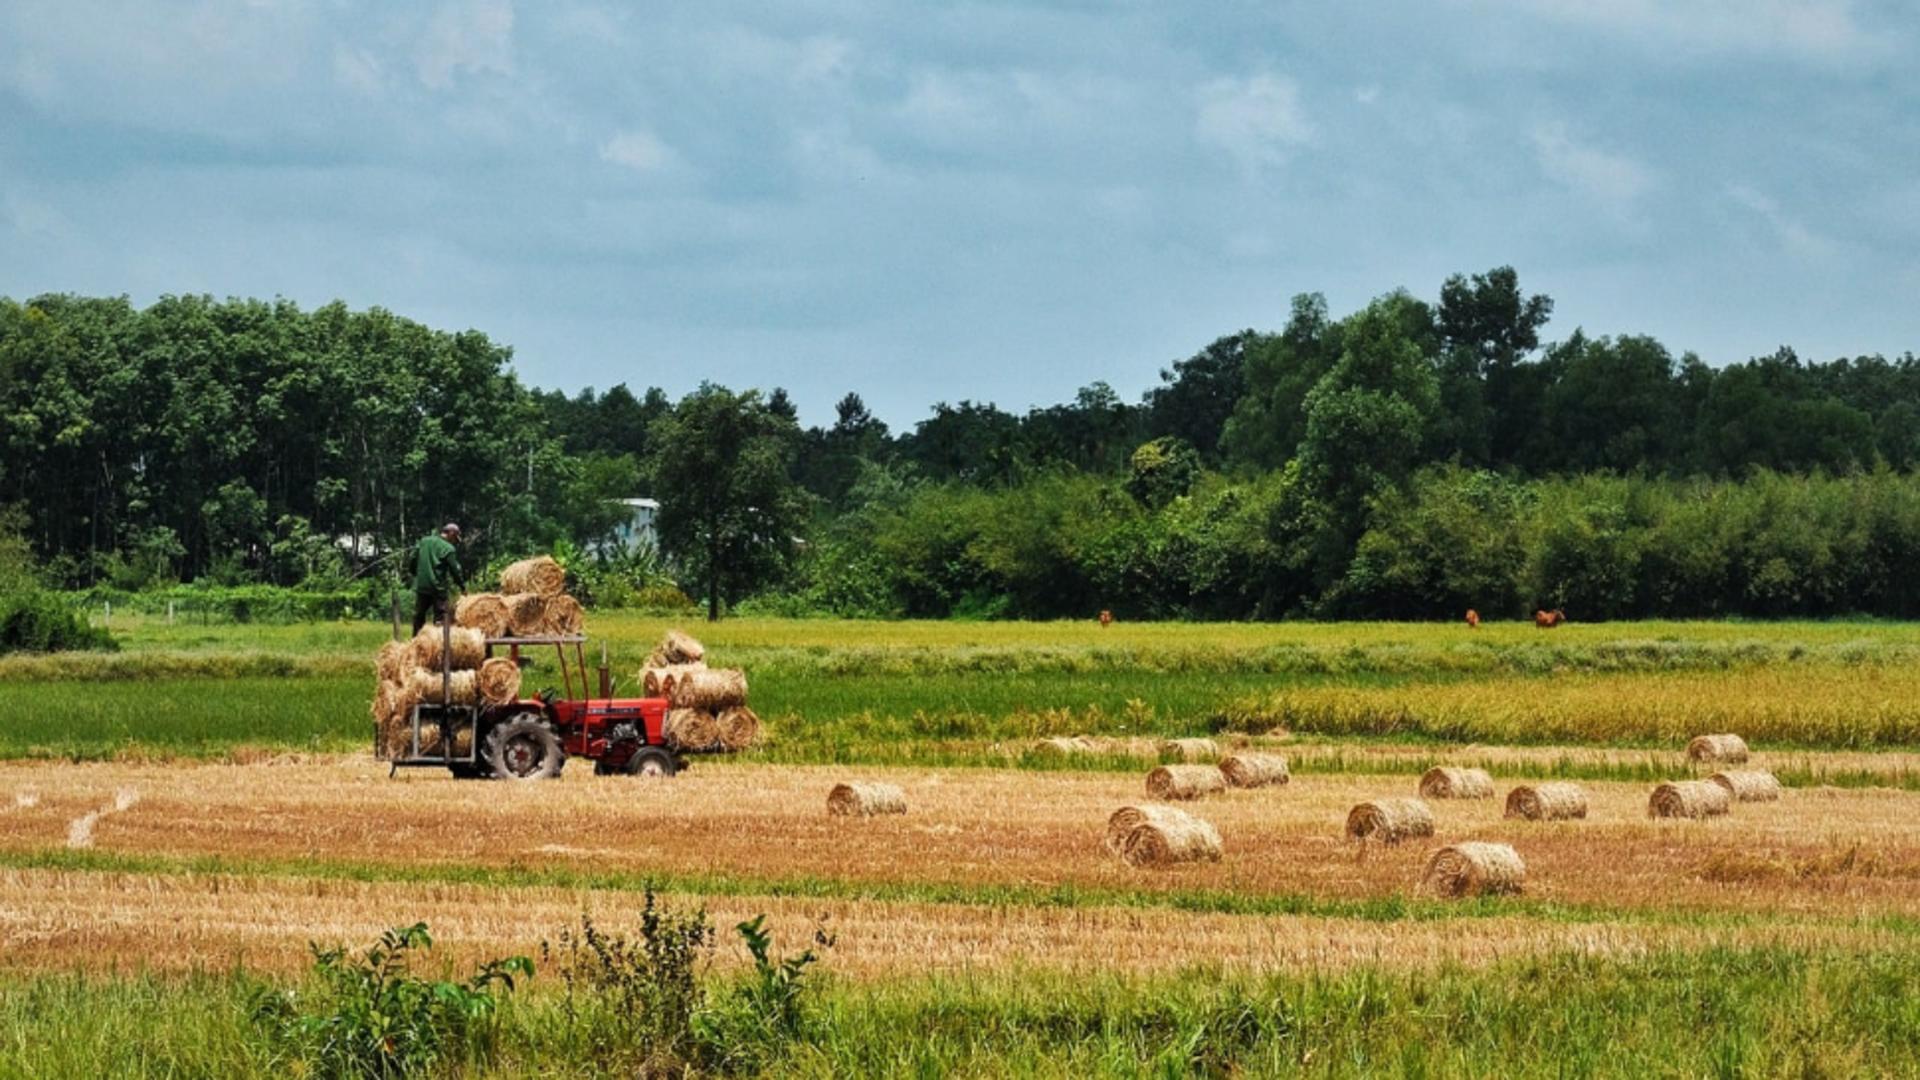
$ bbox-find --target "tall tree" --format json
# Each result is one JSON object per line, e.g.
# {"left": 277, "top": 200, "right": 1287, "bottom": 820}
{"left": 1145, "top": 331, "right": 1257, "bottom": 461}
{"left": 1221, "top": 294, "right": 1341, "bottom": 469}
{"left": 646, "top": 385, "right": 808, "bottom": 620}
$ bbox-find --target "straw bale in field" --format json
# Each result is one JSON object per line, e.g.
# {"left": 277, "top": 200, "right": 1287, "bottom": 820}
{"left": 670, "top": 668, "right": 748, "bottom": 711}
{"left": 499, "top": 556, "right": 566, "bottom": 598}
{"left": 541, "top": 594, "right": 584, "bottom": 635}
{"left": 1504, "top": 782, "right": 1588, "bottom": 821}
{"left": 1687, "top": 733, "right": 1750, "bottom": 764}
{"left": 717, "top": 705, "right": 761, "bottom": 750}
{"left": 664, "top": 708, "right": 720, "bottom": 751}
{"left": 655, "top": 629, "right": 706, "bottom": 665}
{"left": 1649, "top": 780, "right": 1732, "bottom": 819}
{"left": 1422, "top": 842, "right": 1526, "bottom": 897}
{"left": 642, "top": 663, "right": 706, "bottom": 697}
{"left": 1710, "top": 770, "right": 1783, "bottom": 803}
{"left": 1218, "top": 752, "right": 1290, "bottom": 788}
{"left": 1113, "top": 807, "right": 1222, "bottom": 868}
{"left": 476, "top": 657, "right": 522, "bottom": 705}
{"left": 409, "top": 626, "right": 485, "bottom": 671}
{"left": 406, "top": 668, "right": 479, "bottom": 707}
{"left": 1105, "top": 804, "right": 1192, "bottom": 853}
{"left": 502, "top": 593, "right": 548, "bottom": 637}
{"left": 1145, "top": 764, "right": 1227, "bottom": 801}
{"left": 1036, "top": 736, "right": 1098, "bottom": 755}
{"left": 827, "top": 781, "right": 907, "bottom": 817}
{"left": 1419, "top": 766, "right": 1494, "bottom": 800}
{"left": 1160, "top": 737, "right": 1220, "bottom": 761}
{"left": 453, "top": 594, "right": 510, "bottom": 638}
{"left": 1345, "top": 797, "right": 1435, "bottom": 845}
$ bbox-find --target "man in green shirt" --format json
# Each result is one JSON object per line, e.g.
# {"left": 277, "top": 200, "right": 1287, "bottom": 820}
{"left": 410, "top": 523, "right": 467, "bottom": 635}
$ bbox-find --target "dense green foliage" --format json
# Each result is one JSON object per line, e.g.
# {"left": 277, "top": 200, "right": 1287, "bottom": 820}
{"left": 4, "top": 947, "right": 1918, "bottom": 1077}
{"left": 8, "top": 265, "right": 1920, "bottom": 619}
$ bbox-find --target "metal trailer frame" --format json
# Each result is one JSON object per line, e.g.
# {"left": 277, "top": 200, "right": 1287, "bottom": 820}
{"left": 386, "top": 619, "right": 590, "bottom": 774}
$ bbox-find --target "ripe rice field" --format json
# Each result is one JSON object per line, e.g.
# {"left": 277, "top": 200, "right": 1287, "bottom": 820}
{"left": 7, "top": 616, "right": 1920, "bottom": 1074}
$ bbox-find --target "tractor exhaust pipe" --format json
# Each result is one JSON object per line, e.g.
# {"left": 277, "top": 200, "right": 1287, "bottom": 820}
{"left": 598, "top": 640, "right": 612, "bottom": 699}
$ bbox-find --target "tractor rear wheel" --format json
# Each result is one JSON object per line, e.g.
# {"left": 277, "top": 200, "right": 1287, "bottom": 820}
{"left": 484, "top": 714, "right": 564, "bottom": 780}
{"left": 625, "top": 747, "right": 677, "bottom": 778}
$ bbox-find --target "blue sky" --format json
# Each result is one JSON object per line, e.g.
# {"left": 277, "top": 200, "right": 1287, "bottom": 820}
{"left": 2, "top": 1, "right": 1916, "bottom": 427}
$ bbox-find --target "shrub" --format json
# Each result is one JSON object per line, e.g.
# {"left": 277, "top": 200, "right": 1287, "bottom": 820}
{"left": 543, "top": 895, "right": 714, "bottom": 1074}
{"left": 0, "top": 592, "right": 115, "bottom": 654}
{"left": 252, "top": 923, "right": 530, "bottom": 1079}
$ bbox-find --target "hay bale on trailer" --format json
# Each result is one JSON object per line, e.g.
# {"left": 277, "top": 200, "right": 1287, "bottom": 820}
{"left": 502, "top": 593, "right": 548, "bottom": 637}
{"left": 1107, "top": 804, "right": 1222, "bottom": 867}
{"left": 642, "top": 664, "right": 706, "bottom": 697}
{"left": 1687, "top": 734, "right": 1750, "bottom": 764}
{"left": 827, "top": 781, "right": 906, "bottom": 817}
{"left": 1160, "top": 738, "right": 1220, "bottom": 761}
{"left": 453, "top": 594, "right": 510, "bottom": 638}
{"left": 717, "top": 705, "right": 761, "bottom": 750}
{"left": 476, "top": 657, "right": 522, "bottom": 705}
{"left": 1218, "top": 752, "right": 1289, "bottom": 788}
{"left": 406, "top": 668, "right": 479, "bottom": 707}
{"left": 409, "top": 626, "right": 485, "bottom": 671}
{"left": 1422, "top": 842, "right": 1526, "bottom": 897}
{"left": 500, "top": 556, "right": 566, "bottom": 598}
{"left": 1710, "top": 770, "right": 1782, "bottom": 803}
{"left": 1345, "top": 798, "right": 1435, "bottom": 845}
{"left": 652, "top": 629, "right": 706, "bottom": 666}
{"left": 670, "top": 669, "right": 748, "bottom": 711}
{"left": 1504, "top": 782, "right": 1588, "bottom": 821}
{"left": 1649, "top": 780, "right": 1732, "bottom": 819}
{"left": 664, "top": 708, "right": 720, "bottom": 751}
{"left": 1420, "top": 766, "right": 1494, "bottom": 800}
{"left": 1145, "top": 764, "right": 1227, "bottom": 801}
{"left": 541, "top": 594, "right": 584, "bottom": 635}
{"left": 375, "top": 640, "right": 412, "bottom": 683}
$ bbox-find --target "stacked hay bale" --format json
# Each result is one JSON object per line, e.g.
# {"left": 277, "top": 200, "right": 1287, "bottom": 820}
{"left": 639, "top": 631, "right": 760, "bottom": 753}
{"left": 458, "top": 555, "right": 589, "bottom": 638}
{"left": 371, "top": 625, "right": 498, "bottom": 760}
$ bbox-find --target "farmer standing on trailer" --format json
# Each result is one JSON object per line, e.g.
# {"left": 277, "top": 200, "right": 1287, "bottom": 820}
{"left": 409, "top": 523, "right": 466, "bottom": 635}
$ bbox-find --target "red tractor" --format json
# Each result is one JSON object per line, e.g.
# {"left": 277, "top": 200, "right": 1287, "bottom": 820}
{"left": 391, "top": 630, "right": 681, "bottom": 780}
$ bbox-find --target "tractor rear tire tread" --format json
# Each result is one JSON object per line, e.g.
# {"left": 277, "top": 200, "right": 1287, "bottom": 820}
{"left": 483, "top": 713, "right": 564, "bottom": 781}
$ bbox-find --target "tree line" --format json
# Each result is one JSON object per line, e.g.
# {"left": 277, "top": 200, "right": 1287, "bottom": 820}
{"left": 5, "top": 269, "right": 1920, "bottom": 619}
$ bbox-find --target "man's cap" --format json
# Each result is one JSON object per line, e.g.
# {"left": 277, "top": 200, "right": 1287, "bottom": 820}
{"left": 441, "top": 522, "right": 461, "bottom": 537}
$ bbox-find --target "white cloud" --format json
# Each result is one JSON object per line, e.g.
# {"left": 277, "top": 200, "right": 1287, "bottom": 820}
{"left": 1728, "top": 184, "right": 1834, "bottom": 258}
{"left": 416, "top": 0, "right": 514, "bottom": 89}
{"left": 1355, "top": 84, "right": 1381, "bottom": 105}
{"left": 1195, "top": 74, "right": 1312, "bottom": 170}
{"left": 599, "top": 130, "right": 673, "bottom": 174}
{"left": 1531, "top": 122, "right": 1653, "bottom": 207}
{"left": 1467, "top": 0, "right": 1881, "bottom": 62}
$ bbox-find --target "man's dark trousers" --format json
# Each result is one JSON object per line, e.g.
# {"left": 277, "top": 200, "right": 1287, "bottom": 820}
{"left": 411, "top": 591, "right": 450, "bottom": 636}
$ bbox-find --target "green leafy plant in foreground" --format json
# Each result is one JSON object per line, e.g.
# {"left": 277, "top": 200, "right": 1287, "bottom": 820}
{"left": 251, "top": 922, "right": 530, "bottom": 1079}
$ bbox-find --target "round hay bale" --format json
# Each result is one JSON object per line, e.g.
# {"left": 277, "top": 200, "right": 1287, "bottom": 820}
{"left": 1219, "top": 752, "right": 1290, "bottom": 788}
{"left": 453, "top": 593, "right": 510, "bottom": 638}
{"left": 657, "top": 629, "right": 706, "bottom": 665}
{"left": 1710, "top": 770, "right": 1783, "bottom": 803}
{"left": 1036, "top": 736, "right": 1099, "bottom": 755}
{"left": 1345, "top": 798, "right": 1436, "bottom": 845}
{"left": 406, "top": 668, "right": 479, "bottom": 707}
{"left": 1160, "top": 737, "right": 1220, "bottom": 761}
{"left": 827, "top": 781, "right": 906, "bottom": 817}
{"left": 1116, "top": 809, "right": 1222, "bottom": 868}
{"left": 1504, "top": 782, "right": 1588, "bottom": 821}
{"left": 502, "top": 593, "right": 548, "bottom": 637}
{"left": 1649, "top": 780, "right": 1732, "bottom": 819}
{"left": 375, "top": 640, "right": 410, "bottom": 683}
{"left": 717, "top": 705, "right": 761, "bottom": 750}
{"left": 476, "top": 657, "right": 523, "bottom": 705}
{"left": 1145, "top": 764, "right": 1228, "bottom": 801}
{"left": 1419, "top": 766, "right": 1495, "bottom": 800}
{"left": 541, "top": 594, "right": 584, "bottom": 635}
{"left": 1422, "top": 842, "right": 1526, "bottom": 897}
{"left": 1687, "top": 734, "right": 1750, "bottom": 764}
{"left": 1105, "top": 804, "right": 1195, "bottom": 853}
{"left": 642, "top": 663, "right": 706, "bottom": 697}
{"left": 409, "top": 626, "right": 485, "bottom": 671}
{"left": 670, "top": 669, "right": 749, "bottom": 711}
{"left": 664, "top": 708, "right": 721, "bottom": 751}
{"left": 499, "top": 556, "right": 566, "bottom": 598}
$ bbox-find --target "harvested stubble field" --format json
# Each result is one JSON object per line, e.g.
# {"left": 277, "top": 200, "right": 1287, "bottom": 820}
{"left": 11, "top": 618, "right": 1920, "bottom": 1073}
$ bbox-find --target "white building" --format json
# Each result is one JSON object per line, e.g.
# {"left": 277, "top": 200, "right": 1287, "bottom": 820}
{"left": 601, "top": 497, "right": 659, "bottom": 554}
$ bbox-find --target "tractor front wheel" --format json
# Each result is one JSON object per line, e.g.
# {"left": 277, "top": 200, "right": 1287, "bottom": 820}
{"left": 625, "top": 747, "right": 677, "bottom": 778}
{"left": 484, "top": 714, "right": 564, "bottom": 780}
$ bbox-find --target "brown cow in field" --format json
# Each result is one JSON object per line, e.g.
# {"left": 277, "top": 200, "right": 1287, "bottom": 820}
{"left": 1465, "top": 609, "right": 1480, "bottom": 629}
{"left": 1099, "top": 610, "right": 1113, "bottom": 628}
{"left": 1533, "top": 608, "right": 1566, "bottom": 628}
